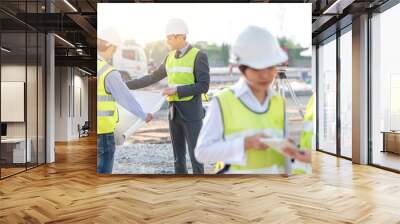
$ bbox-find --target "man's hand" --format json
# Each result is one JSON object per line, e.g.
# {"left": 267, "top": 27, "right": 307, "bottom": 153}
{"left": 144, "top": 113, "right": 153, "bottom": 123}
{"left": 244, "top": 134, "right": 269, "bottom": 151}
{"left": 162, "top": 87, "right": 177, "bottom": 96}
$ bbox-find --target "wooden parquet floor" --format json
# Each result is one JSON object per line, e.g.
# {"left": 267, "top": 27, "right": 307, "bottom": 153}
{"left": 0, "top": 135, "right": 399, "bottom": 224}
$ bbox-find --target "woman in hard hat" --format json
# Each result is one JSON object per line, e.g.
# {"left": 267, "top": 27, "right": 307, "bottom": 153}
{"left": 195, "top": 26, "right": 298, "bottom": 174}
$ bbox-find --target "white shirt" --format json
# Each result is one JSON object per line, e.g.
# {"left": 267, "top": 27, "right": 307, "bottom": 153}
{"left": 98, "top": 55, "right": 147, "bottom": 120}
{"left": 176, "top": 42, "right": 189, "bottom": 57}
{"left": 195, "top": 78, "right": 288, "bottom": 166}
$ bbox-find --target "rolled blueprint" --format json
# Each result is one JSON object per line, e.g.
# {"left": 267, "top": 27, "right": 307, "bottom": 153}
{"left": 114, "top": 90, "right": 166, "bottom": 145}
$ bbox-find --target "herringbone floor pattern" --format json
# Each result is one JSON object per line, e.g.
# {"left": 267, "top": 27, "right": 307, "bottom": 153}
{"left": 0, "top": 135, "right": 399, "bottom": 223}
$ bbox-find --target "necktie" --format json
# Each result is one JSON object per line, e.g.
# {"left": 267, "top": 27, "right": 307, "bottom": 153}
{"left": 175, "top": 50, "right": 181, "bottom": 58}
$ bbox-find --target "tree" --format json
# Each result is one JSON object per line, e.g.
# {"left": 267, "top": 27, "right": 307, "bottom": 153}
{"left": 278, "top": 37, "right": 310, "bottom": 67}
{"left": 193, "top": 42, "right": 231, "bottom": 67}
{"left": 221, "top": 43, "right": 230, "bottom": 66}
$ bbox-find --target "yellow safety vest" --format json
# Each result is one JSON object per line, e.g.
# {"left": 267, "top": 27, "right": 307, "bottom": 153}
{"left": 215, "top": 89, "right": 286, "bottom": 173}
{"left": 165, "top": 47, "right": 208, "bottom": 102}
{"left": 202, "top": 93, "right": 209, "bottom": 102}
{"left": 299, "top": 94, "right": 314, "bottom": 150}
{"left": 97, "top": 59, "right": 119, "bottom": 134}
{"left": 293, "top": 94, "right": 315, "bottom": 174}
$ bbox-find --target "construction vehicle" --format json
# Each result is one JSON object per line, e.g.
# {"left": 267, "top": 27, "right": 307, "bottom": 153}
{"left": 113, "top": 43, "right": 148, "bottom": 82}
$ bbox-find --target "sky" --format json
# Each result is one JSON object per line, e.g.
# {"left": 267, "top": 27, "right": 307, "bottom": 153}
{"left": 98, "top": 3, "right": 311, "bottom": 48}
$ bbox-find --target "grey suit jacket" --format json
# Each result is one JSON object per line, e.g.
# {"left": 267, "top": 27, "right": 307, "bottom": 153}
{"left": 126, "top": 45, "right": 210, "bottom": 122}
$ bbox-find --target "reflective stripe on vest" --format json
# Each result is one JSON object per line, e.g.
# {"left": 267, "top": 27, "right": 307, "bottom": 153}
{"left": 166, "top": 66, "right": 193, "bottom": 74}
{"left": 302, "top": 121, "right": 313, "bottom": 132}
{"left": 216, "top": 88, "right": 287, "bottom": 173}
{"left": 166, "top": 47, "right": 199, "bottom": 102}
{"left": 97, "top": 59, "right": 119, "bottom": 134}
{"left": 97, "top": 95, "right": 115, "bottom": 102}
{"left": 98, "top": 110, "right": 115, "bottom": 116}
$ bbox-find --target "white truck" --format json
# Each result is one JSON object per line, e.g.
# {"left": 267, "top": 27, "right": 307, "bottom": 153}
{"left": 113, "top": 44, "right": 148, "bottom": 82}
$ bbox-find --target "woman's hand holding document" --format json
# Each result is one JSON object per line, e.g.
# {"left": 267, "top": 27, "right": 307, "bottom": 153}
{"left": 260, "top": 137, "right": 311, "bottom": 163}
{"left": 244, "top": 134, "right": 270, "bottom": 151}
{"left": 259, "top": 137, "right": 289, "bottom": 154}
{"left": 241, "top": 132, "right": 293, "bottom": 154}
{"left": 281, "top": 145, "right": 311, "bottom": 163}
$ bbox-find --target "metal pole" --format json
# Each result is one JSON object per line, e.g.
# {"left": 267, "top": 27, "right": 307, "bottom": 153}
{"left": 277, "top": 70, "right": 305, "bottom": 118}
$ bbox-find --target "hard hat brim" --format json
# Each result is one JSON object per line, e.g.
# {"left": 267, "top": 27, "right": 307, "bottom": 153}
{"left": 165, "top": 31, "right": 188, "bottom": 36}
{"left": 230, "top": 50, "right": 288, "bottom": 70}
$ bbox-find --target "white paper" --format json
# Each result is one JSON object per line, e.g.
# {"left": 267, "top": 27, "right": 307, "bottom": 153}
{"left": 114, "top": 90, "right": 166, "bottom": 145}
{"left": 260, "top": 138, "right": 291, "bottom": 154}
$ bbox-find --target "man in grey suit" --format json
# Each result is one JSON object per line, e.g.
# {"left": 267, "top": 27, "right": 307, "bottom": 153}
{"left": 126, "top": 18, "right": 209, "bottom": 174}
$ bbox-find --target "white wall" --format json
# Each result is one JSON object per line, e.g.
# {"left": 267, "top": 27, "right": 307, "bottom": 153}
{"left": 1, "top": 65, "right": 27, "bottom": 138}
{"left": 54, "top": 67, "right": 89, "bottom": 141}
{"left": 1, "top": 64, "right": 46, "bottom": 164}
{"left": 55, "top": 66, "right": 69, "bottom": 141}
{"left": 71, "top": 72, "right": 89, "bottom": 138}
{"left": 1, "top": 65, "right": 36, "bottom": 137}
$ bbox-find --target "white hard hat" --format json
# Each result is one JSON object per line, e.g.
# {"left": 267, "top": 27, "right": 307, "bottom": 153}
{"left": 98, "top": 27, "right": 121, "bottom": 47}
{"left": 230, "top": 26, "right": 288, "bottom": 69}
{"left": 165, "top": 18, "right": 189, "bottom": 35}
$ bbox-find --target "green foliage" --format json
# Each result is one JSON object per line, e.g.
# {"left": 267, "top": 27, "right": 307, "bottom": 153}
{"left": 278, "top": 37, "right": 302, "bottom": 49}
{"left": 278, "top": 37, "right": 310, "bottom": 67}
{"left": 193, "top": 42, "right": 231, "bottom": 67}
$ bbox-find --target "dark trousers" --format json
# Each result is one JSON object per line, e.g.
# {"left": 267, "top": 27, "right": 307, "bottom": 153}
{"left": 169, "top": 112, "right": 204, "bottom": 174}
{"left": 97, "top": 133, "right": 116, "bottom": 174}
